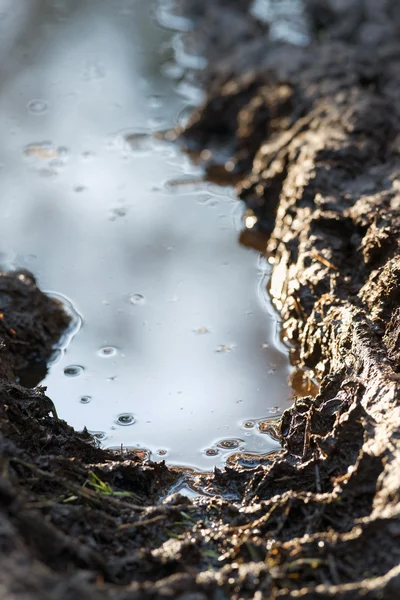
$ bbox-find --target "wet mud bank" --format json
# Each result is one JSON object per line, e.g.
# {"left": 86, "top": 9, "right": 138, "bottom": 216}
{"left": 1, "top": 1, "right": 400, "bottom": 599}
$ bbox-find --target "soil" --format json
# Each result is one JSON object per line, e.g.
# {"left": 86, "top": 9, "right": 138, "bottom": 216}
{"left": 1, "top": 1, "right": 400, "bottom": 599}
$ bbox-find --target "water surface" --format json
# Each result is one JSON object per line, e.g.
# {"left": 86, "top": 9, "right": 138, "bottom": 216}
{"left": 0, "top": 0, "right": 291, "bottom": 469}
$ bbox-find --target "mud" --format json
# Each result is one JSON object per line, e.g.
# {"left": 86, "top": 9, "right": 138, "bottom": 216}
{"left": 1, "top": 1, "right": 400, "bottom": 599}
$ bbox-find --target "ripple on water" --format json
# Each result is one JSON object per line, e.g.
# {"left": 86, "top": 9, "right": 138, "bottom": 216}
{"left": 116, "top": 413, "right": 135, "bottom": 426}
{"left": 80, "top": 395, "right": 92, "bottom": 404}
{"left": 98, "top": 346, "right": 117, "bottom": 358}
{"left": 217, "top": 439, "right": 244, "bottom": 450}
{"left": 204, "top": 448, "right": 219, "bottom": 457}
{"left": 27, "top": 99, "right": 48, "bottom": 114}
{"left": 64, "top": 365, "right": 84, "bottom": 377}
{"left": 129, "top": 293, "right": 145, "bottom": 305}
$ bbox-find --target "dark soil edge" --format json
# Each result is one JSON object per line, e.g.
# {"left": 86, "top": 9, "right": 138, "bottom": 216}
{"left": 1, "top": 1, "right": 400, "bottom": 599}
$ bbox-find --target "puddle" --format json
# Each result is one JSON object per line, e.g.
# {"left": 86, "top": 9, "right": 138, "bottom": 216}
{"left": 0, "top": 0, "right": 291, "bottom": 470}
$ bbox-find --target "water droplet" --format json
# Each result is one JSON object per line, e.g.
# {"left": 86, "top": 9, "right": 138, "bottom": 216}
{"left": 27, "top": 99, "right": 48, "bottom": 115}
{"left": 98, "top": 346, "right": 117, "bottom": 358}
{"left": 243, "top": 421, "right": 255, "bottom": 429}
{"left": 157, "top": 449, "right": 168, "bottom": 456}
{"left": 116, "top": 413, "right": 135, "bottom": 426}
{"left": 129, "top": 293, "right": 145, "bottom": 305}
{"left": 80, "top": 396, "right": 91, "bottom": 404}
{"left": 269, "top": 407, "right": 280, "bottom": 415}
{"left": 64, "top": 365, "right": 84, "bottom": 377}
{"left": 217, "top": 439, "right": 243, "bottom": 450}
{"left": 205, "top": 448, "right": 219, "bottom": 456}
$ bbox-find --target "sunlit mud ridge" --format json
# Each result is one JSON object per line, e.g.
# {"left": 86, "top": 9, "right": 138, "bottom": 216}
{"left": 1, "top": 1, "right": 400, "bottom": 599}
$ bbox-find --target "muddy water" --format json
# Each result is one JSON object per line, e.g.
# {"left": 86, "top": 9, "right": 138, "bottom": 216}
{"left": 0, "top": 0, "right": 290, "bottom": 469}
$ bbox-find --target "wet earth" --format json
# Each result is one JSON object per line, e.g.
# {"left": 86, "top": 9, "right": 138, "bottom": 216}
{"left": 0, "top": 0, "right": 291, "bottom": 468}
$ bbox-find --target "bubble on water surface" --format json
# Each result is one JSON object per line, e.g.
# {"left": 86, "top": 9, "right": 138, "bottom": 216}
{"left": 204, "top": 448, "right": 219, "bottom": 457}
{"left": 157, "top": 449, "right": 168, "bottom": 456}
{"left": 116, "top": 413, "right": 135, "bottom": 426}
{"left": 98, "top": 346, "right": 117, "bottom": 358}
{"left": 27, "top": 99, "right": 48, "bottom": 114}
{"left": 64, "top": 365, "right": 84, "bottom": 377}
{"left": 243, "top": 421, "right": 255, "bottom": 429}
{"left": 80, "top": 396, "right": 92, "bottom": 404}
{"left": 129, "top": 293, "right": 145, "bottom": 305}
{"left": 217, "top": 439, "right": 244, "bottom": 450}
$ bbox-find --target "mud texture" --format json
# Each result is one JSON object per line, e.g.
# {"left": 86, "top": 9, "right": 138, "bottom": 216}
{"left": 1, "top": 1, "right": 400, "bottom": 599}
